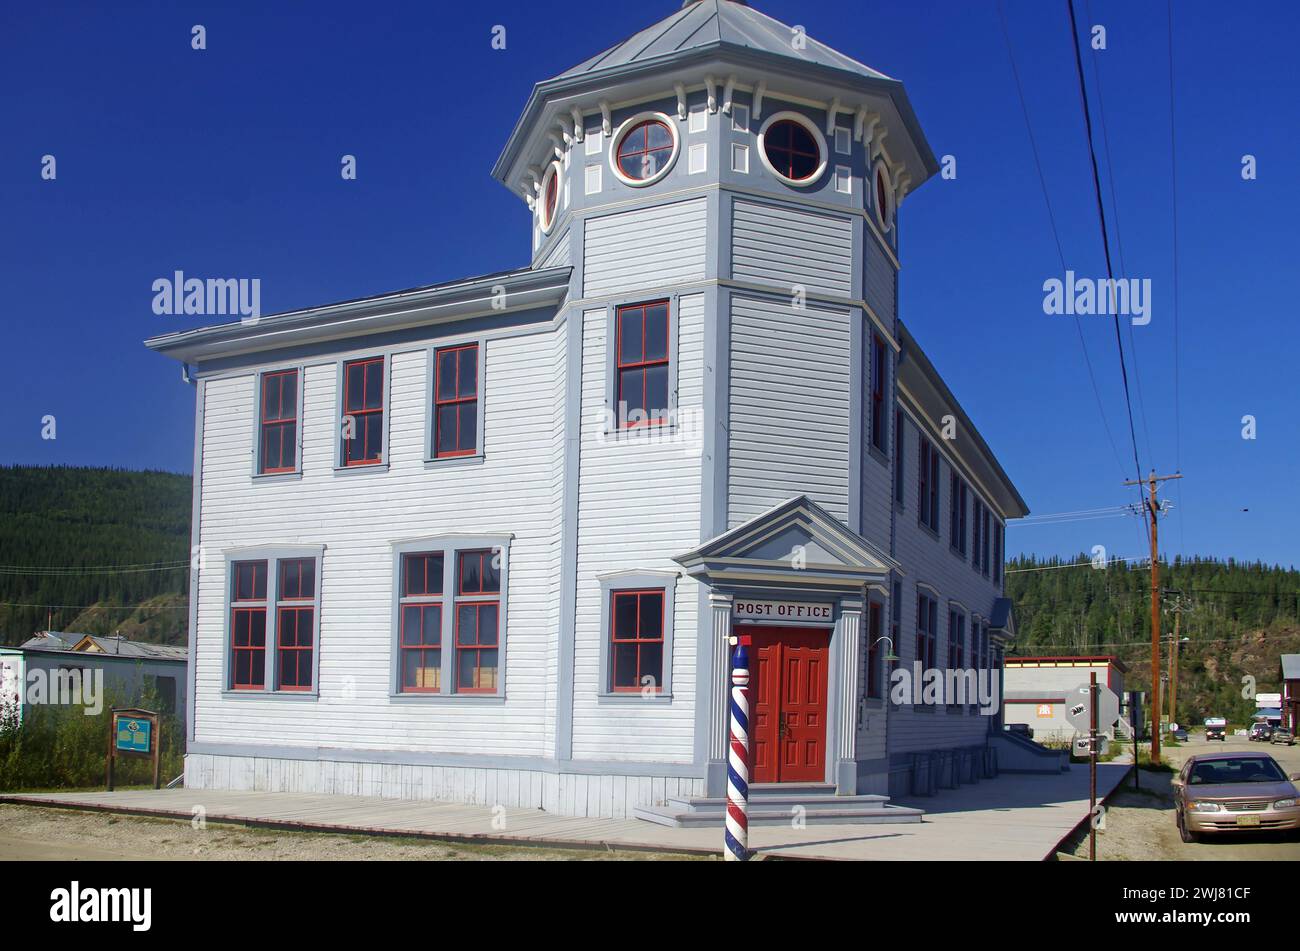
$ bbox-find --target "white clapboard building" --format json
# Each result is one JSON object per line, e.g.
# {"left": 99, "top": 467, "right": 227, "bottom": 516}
{"left": 147, "top": 0, "right": 1032, "bottom": 822}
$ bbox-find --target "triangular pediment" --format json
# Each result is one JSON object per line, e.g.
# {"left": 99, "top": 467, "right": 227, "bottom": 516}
{"left": 675, "top": 496, "right": 898, "bottom": 592}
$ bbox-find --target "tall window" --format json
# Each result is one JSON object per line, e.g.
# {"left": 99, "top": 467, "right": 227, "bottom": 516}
{"left": 230, "top": 561, "right": 267, "bottom": 690}
{"left": 399, "top": 552, "right": 444, "bottom": 693}
{"left": 866, "top": 600, "right": 883, "bottom": 700}
{"left": 993, "top": 523, "right": 1004, "bottom": 585}
{"left": 950, "top": 474, "right": 968, "bottom": 555}
{"left": 615, "top": 301, "right": 669, "bottom": 427}
{"left": 894, "top": 409, "right": 905, "bottom": 505}
{"left": 982, "top": 510, "right": 992, "bottom": 577}
{"left": 276, "top": 558, "right": 316, "bottom": 691}
{"left": 918, "top": 438, "right": 940, "bottom": 533}
{"left": 455, "top": 551, "right": 500, "bottom": 693}
{"left": 972, "top": 498, "right": 984, "bottom": 569}
{"left": 610, "top": 589, "right": 665, "bottom": 693}
{"left": 342, "top": 356, "right": 384, "bottom": 466}
{"left": 870, "top": 333, "right": 886, "bottom": 453}
{"left": 258, "top": 369, "right": 298, "bottom": 474}
{"left": 948, "top": 609, "right": 965, "bottom": 708}
{"left": 916, "top": 592, "right": 937, "bottom": 670}
{"left": 434, "top": 343, "right": 479, "bottom": 458}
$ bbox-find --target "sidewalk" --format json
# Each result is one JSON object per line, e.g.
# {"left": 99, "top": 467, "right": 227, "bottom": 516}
{"left": 1, "top": 761, "right": 1128, "bottom": 861}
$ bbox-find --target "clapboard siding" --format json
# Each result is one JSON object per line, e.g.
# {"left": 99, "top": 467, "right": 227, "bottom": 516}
{"left": 864, "top": 235, "right": 896, "bottom": 325}
{"left": 194, "top": 326, "right": 567, "bottom": 757}
{"left": 728, "top": 295, "right": 851, "bottom": 526}
{"left": 570, "top": 294, "right": 704, "bottom": 762}
{"left": 537, "top": 230, "right": 571, "bottom": 270}
{"left": 731, "top": 199, "right": 853, "bottom": 298}
{"left": 582, "top": 198, "right": 707, "bottom": 298}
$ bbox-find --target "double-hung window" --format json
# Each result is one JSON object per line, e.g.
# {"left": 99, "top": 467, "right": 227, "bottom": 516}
{"left": 894, "top": 409, "right": 905, "bottom": 506}
{"left": 258, "top": 369, "right": 299, "bottom": 474}
{"left": 972, "top": 498, "right": 984, "bottom": 570}
{"left": 918, "top": 438, "right": 940, "bottom": 533}
{"left": 993, "top": 522, "right": 1004, "bottom": 586}
{"left": 950, "top": 474, "right": 968, "bottom": 555}
{"left": 982, "top": 510, "right": 992, "bottom": 577}
{"left": 869, "top": 333, "right": 886, "bottom": 453}
{"left": 948, "top": 609, "right": 965, "bottom": 708}
{"left": 615, "top": 300, "right": 670, "bottom": 428}
{"left": 610, "top": 589, "right": 665, "bottom": 693}
{"left": 227, "top": 553, "right": 319, "bottom": 694}
{"left": 341, "top": 356, "right": 385, "bottom": 466}
{"left": 455, "top": 551, "right": 501, "bottom": 693}
{"left": 433, "top": 343, "right": 479, "bottom": 458}
{"left": 399, "top": 552, "right": 444, "bottom": 692}
{"left": 916, "top": 592, "right": 937, "bottom": 670}
{"left": 866, "top": 600, "right": 884, "bottom": 700}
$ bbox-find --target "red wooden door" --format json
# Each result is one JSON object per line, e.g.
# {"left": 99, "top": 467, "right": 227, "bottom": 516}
{"left": 747, "top": 627, "right": 829, "bottom": 783}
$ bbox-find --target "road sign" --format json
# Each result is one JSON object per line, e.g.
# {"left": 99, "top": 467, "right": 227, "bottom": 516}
{"left": 1066, "top": 683, "right": 1120, "bottom": 734}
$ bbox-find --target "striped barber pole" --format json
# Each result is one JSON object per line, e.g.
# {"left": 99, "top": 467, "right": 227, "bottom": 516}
{"left": 725, "top": 637, "right": 751, "bottom": 861}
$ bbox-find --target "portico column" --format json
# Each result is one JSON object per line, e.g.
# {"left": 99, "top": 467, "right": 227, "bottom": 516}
{"left": 706, "top": 591, "right": 734, "bottom": 796}
{"left": 836, "top": 599, "right": 864, "bottom": 794}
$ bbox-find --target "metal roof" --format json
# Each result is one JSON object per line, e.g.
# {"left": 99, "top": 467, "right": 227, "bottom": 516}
{"left": 559, "top": 1, "right": 892, "bottom": 85}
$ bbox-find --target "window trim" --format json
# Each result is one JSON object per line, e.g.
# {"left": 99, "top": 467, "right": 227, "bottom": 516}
{"left": 869, "top": 332, "right": 887, "bottom": 456}
{"left": 865, "top": 598, "right": 884, "bottom": 701}
{"left": 597, "top": 570, "right": 678, "bottom": 702}
{"left": 756, "top": 110, "right": 828, "bottom": 187}
{"left": 603, "top": 296, "right": 679, "bottom": 435}
{"left": 252, "top": 366, "right": 304, "bottom": 480}
{"left": 918, "top": 436, "right": 940, "bottom": 535}
{"left": 949, "top": 472, "right": 969, "bottom": 556}
{"left": 221, "top": 546, "right": 323, "bottom": 699}
{"left": 893, "top": 407, "right": 905, "bottom": 507}
{"left": 608, "top": 111, "right": 680, "bottom": 188}
{"left": 873, "top": 160, "right": 895, "bottom": 233}
{"left": 334, "top": 354, "right": 391, "bottom": 472}
{"left": 426, "top": 339, "right": 487, "bottom": 465}
{"left": 539, "top": 161, "right": 561, "bottom": 234}
{"left": 388, "top": 535, "right": 511, "bottom": 701}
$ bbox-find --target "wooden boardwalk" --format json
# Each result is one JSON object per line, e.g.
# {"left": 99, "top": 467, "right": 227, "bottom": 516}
{"left": 1, "top": 762, "right": 1128, "bottom": 861}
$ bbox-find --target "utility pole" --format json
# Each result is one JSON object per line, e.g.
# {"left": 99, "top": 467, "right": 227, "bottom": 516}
{"left": 1164, "top": 592, "right": 1193, "bottom": 728}
{"left": 1123, "top": 469, "right": 1182, "bottom": 762}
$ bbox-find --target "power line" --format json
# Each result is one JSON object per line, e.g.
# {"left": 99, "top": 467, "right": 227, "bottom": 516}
{"left": 0, "top": 601, "right": 187, "bottom": 611}
{"left": 0, "top": 560, "right": 189, "bottom": 577}
{"left": 1006, "top": 556, "right": 1147, "bottom": 574}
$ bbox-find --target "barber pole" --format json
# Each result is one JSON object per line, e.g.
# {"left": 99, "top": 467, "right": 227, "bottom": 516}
{"left": 725, "top": 636, "right": 751, "bottom": 861}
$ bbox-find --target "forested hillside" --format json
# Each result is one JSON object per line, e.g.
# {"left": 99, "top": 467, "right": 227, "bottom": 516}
{"left": 1007, "top": 555, "right": 1300, "bottom": 724}
{"left": 0, "top": 466, "right": 190, "bottom": 646}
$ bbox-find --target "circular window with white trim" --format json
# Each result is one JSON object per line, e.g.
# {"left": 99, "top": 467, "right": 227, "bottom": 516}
{"left": 538, "top": 161, "right": 561, "bottom": 234}
{"left": 757, "top": 111, "right": 828, "bottom": 187}
{"left": 873, "top": 161, "right": 895, "bottom": 233}
{"left": 609, "top": 112, "right": 679, "bottom": 187}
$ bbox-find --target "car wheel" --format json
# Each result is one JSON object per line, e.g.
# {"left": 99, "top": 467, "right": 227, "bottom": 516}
{"left": 1177, "top": 811, "right": 1198, "bottom": 844}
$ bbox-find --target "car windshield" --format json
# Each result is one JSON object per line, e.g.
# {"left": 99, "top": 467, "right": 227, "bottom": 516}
{"left": 1189, "top": 757, "right": 1286, "bottom": 785}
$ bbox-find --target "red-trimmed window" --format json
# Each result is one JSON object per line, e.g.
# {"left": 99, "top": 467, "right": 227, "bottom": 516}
{"left": 342, "top": 356, "right": 384, "bottom": 466}
{"left": 893, "top": 409, "right": 905, "bottom": 505}
{"left": 918, "top": 438, "right": 940, "bottom": 533}
{"left": 399, "top": 552, "right": 444, "bottom": 693}
{"left": 259, "top": 370, "right": 298, "bottom": 474}
{"left": 275, "top": 557, "right": 316, "bottom": 691}
{"left": 866, "top": 601, "right": 884, "bottom": 700}
{"left": 615, "top": 119, "right": 673, "bottom": 181}
{"left": 230, "top": 561, "right": 267, "bottom": 690}
{"left": 763, "top": 119, "right": 820, "bottom": 182}
{"left": 916, "top": 592, "right": 938, "bottom": 671}
{"left": 434, "top": 343, "right": 479, "bottom": 458}
{"left": 615, "top": 300, "right": 670, "bottom": 427}
{"left": 870, "top": 333, "right": 886, "bottom": 453}
{"left": 542, "top": 168, "right": 559, "bottom": 229}
{"left": 610, "top": 590, "right": 665, "bottom": 693}
{"left": 455, "top": 550, "right": 500, "bottom": 693}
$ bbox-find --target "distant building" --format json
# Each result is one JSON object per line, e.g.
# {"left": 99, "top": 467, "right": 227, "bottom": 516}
{"left": 1282, "top": 656, "right": 1300, "bottom": 734}
{"left": 12, "top": 632, "right": 188, "bottom": 730}
{"left": 1003, "top": 656, "right": 1127, "bottom": 742}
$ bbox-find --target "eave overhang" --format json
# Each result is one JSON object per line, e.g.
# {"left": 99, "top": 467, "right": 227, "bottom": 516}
{"left": 144, "top": 265, "right": 572, "bottom": 366}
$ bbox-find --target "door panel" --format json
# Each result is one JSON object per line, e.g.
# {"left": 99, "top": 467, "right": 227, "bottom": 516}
{"left": 746, "top": 627, "right": 830, "bottom": 784}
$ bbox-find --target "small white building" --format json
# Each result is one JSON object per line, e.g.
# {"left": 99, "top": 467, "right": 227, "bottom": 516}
{"left": 146, "top": 0, "right": 1031, "bottom": 819}
{"left": 1003, "top": 656, "right": 1127, "bottom": 743}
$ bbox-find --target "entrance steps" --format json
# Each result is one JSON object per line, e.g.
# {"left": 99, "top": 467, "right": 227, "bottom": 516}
{"left": 633, "top": 782, "right": 925, "bottom": 828}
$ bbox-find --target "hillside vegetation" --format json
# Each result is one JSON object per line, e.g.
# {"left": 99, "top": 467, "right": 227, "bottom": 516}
{"left": 1007, "top": 555, "right": 1300, "bottom": 725}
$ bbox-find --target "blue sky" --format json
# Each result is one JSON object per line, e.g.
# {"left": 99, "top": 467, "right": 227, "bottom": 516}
{"left": 1, "top": 0, "right": 1296, "bottom": 566}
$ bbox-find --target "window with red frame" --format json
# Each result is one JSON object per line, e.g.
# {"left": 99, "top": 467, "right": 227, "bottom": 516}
{"left": 610, "top": 590, "right": 664, "bottom": 692}
{"left": 341, "top": 356, "right": 384, "bottom": 466}
{"left": 455, "top": 550, "right": 500, "bottom": 692}
{"left": 399, "top": 552, "right": 444, "bottom": 693}
{"left": 866, "top": 601, "right": 883, "bottom": 700}
{"left": 230, "top": 561, "right": 267, "bottom": 690}
{"left": 615, "top": 119, "right": 673, "bottom": 180}
{"left": 434, "top": 343, "right": 479, "bottom": 458}
{"left": 259, "top": 370, "right": 298, "bottom": 474}
{"left": 916, "top": 592, "right": 937, "bottom": 670}
{"left": 542, "top": 169, "right": 559, "bottom": 228}
{"left": 276, "top": 557, "right": 316, "bottom": 691}
{"left": 870, "top": 333, "right": 886, "bottom": 453}
{"left": 763, "top": 119, "right": 820, "bottom": 181}
{"left": 615, "top": 301, "right": 669, "bottom": 427}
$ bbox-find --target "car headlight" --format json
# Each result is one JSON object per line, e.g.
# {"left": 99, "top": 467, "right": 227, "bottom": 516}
{"left": 1274, "top": 798, "right": 1298, "bottom": 809}
{"left": 1189, "top": 802, "right": 1223, "bottom": 813}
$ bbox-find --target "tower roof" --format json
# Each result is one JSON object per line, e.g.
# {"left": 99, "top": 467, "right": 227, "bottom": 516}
{"left": 558, "top": 0, "right": 893, "bottom": 85}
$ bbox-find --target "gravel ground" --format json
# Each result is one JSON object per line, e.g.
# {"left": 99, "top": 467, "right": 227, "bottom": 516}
{"left": 0, "top": 803, "right": 710, "bottom": 861}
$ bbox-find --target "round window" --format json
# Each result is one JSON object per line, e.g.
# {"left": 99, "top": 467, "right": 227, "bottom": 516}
{"left": 539, "top": 162, "right": 560, "bottom": 233}
{"left": 610, "top": 113, "right": 678, "bottom": 186}
{"left": 874, "top": 163, "right": 894, "bottom": 232}
{"left": 757, "top": 112, "right": 827, "bottom": 187}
